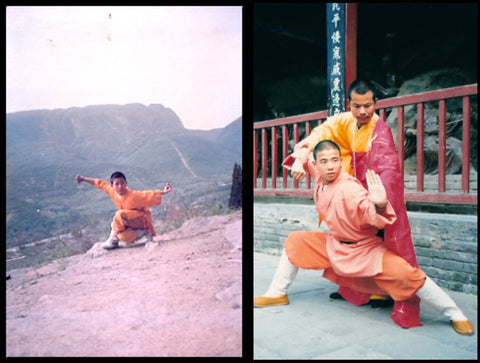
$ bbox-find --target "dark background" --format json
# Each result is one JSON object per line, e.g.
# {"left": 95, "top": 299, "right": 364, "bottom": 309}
{"left": 253, "top": 3, "right": 477, "bottom": 121}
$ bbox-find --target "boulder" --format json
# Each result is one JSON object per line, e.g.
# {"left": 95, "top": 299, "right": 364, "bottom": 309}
{"left": 385, "top": 68, "right": 477, "bottom": 174}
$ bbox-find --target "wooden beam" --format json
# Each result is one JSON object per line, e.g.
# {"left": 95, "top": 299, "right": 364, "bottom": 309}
{"left": 345, "top": 3, "right": 357, "bottom": 107}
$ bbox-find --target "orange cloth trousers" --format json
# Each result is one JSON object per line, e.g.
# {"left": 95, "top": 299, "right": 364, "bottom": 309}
{"left": 284, "top": 231, "right": 426, "bottom": 302}
{"left": 111, "top": 209, "right": 149, "bottom": 243}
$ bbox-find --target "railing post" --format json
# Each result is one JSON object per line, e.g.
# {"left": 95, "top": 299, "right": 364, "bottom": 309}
{"left": 282, "top": 125, "right": 289, "bottom": 189}
{"left": 416, "top": 103, "right": 425, "bottom": 192}
{"left": 293, "top": 123, "right": 299, "bottom": 189}
{"left": 379, "top": 108, "right": 386, "bottom": 121}
{"left": 262, "top": 128, "right": 267, "bottom": 189}
{"left": 305, "top": 122, "right": 312, "bottom": 189}
{"left": 462, "top": 96, "right": 471, "bottom": 193}
{"left": 438, "top": 100, "right": 447, "bottom": 192}
{"left": 271, "top": 127, "right": 277, "bottom": 189}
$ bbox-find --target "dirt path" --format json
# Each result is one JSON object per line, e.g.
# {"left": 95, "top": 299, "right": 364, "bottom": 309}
{"left": 169, "top": 139, "right": 198, "bottom": 178}
{"left": 6, "top": 211, "right": 242, "bottom": 357}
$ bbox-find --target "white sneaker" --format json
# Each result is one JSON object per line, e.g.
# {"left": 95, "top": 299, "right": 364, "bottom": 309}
{"left": 117, "top": 229, "right": 152, "bottom": 248}
{"left": 118, "top": 240, "right": 133, "bottom": 248}
{"left": 102, "top": 230, "right": 119, "bottom": 250}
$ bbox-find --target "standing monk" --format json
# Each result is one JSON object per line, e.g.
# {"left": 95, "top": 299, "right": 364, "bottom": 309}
{"left": 255, "top": 140, "right": 474, "bottom": 336}
{"left": 76, "top": 171, "right": 172, "bottom": 249}
{"left": 282, "top": 80, "right": 420, "bottom": 328}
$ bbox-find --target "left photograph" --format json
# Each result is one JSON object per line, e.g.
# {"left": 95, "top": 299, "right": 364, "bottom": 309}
{"left": 6, "top": 6, "right": 242, "bottom": 357}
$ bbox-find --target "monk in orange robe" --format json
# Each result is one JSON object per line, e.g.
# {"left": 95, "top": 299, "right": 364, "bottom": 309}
{"left": 255, "top": 140, "right": 474, "bottom": 336}
{"left": 75, "top": 171, "right": 172, "bottom": 249}
{"left": 282, "top": 80, "right": 420, "bottom": 328}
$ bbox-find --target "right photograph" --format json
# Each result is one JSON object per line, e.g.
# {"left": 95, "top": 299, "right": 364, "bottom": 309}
{"left": 252, "top": 3, "right": 477, "bottom": 360}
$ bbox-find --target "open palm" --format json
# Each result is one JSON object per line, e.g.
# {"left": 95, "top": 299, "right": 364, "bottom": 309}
{"left": 366, "top": 169, "right": 387, "bottom": 207}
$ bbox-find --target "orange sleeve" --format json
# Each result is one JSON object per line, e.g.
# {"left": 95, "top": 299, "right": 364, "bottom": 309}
{"left": 339, "top": 183, "right": 397, "bottom": 231}
{"left": 128, "top": 190, "right": 163, "bottom": 208}
{"left": 292, "top": 112, "right": 353, "bottom": 158}
{"left": 93, "top": 179, "right": 121, "bottom": 206}
{"left": 282, "top": 114, "right": 340, "bottom": 170}
{"left": 93, "top": 179, "right": 116, "bottom": 199}
{"left": 300, "top": 119, "right": 336, "bottom": 152}
{"left": 94, "top": 178, "right": 110, "bottom": 191}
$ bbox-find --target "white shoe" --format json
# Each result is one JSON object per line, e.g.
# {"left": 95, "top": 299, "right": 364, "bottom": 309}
{"left": 118, "top": 240, "right": 133, "bottom": 248}
{"left": 102, "top": 230, "right": 119, "bottom": 250}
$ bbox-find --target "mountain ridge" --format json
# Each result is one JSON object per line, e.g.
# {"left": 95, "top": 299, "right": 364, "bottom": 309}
{"left": 6, "top": 103, "right": 242, "bottom": 256}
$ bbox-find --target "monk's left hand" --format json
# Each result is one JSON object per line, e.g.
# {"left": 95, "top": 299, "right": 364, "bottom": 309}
{"left": 366, "top": 169, "right": 387, "bottom": 208}
{"left": 162, "top": 182, "right": 172, "bottom": 194}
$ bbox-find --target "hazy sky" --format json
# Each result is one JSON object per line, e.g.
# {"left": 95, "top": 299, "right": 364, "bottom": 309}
{"left": 6, "top": 6, "right": 242, "bottom": 130}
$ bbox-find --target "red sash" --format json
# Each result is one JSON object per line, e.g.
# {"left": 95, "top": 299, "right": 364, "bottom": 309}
{"left": 338, "top": 118, "right": 422, "bottom": 328}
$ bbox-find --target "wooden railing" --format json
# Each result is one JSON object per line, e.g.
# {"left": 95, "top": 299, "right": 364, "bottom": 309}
{"left": 254, "top": 84, "right": 477, "bottom": 205}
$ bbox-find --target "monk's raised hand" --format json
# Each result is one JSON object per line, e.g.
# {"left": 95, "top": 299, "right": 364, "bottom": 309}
{"left": 366, "top": 169, "right": 387, "bottom": 208}
{"left": 291, "top": 159, "right": 306, "bottom": 181}
{"left": 162, "top": 182, "right": 172, "bottom": 194}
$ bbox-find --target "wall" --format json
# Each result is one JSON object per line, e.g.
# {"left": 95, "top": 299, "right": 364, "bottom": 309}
{"left": 254, "top": 202, "right": 477, "bottom": 293}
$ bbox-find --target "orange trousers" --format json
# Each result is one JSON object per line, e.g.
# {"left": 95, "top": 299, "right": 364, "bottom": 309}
{"left": 111, "top": 209, "right": 149, "bottom": 243}
{"left": 284, "top": 231, "right": 426, "bottom": 302}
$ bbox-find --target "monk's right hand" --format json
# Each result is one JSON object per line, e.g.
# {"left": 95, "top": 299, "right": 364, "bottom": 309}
{"left": 75, "top": 175, "right": 83, "bottom": 184}
{"left": 291, "top": 159, "right": 306, "bottom": 181}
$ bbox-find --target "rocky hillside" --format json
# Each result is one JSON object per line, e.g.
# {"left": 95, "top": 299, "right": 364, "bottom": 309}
{"left": 6, "top": 104, "right": 242, "bottom": 256}
{"left": 6, "top": 211, "right": 242, "bottom": 357}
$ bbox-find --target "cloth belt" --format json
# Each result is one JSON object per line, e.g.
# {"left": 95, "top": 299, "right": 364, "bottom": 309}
{"left": 339, "top": 229, "right": 385, "bottom": 245}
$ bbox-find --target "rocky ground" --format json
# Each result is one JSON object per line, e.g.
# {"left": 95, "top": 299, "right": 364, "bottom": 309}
{"left": 6, "top": 211, "right": 242, "bottom": 357}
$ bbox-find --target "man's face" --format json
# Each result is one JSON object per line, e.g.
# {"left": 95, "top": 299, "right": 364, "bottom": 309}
{"left": 349, "top": 90, "right": 376, "bottom": 128}
{"left": 314, "top": 148, "right": 342, "bottom": 185}
{"left": 112, "top": 177, "right": 127, "bottom": 195}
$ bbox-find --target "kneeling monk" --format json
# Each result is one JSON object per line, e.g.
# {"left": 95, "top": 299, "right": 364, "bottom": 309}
{"left": 254, "top": 140, "right": 474, "bottom": 336}
{"left": 75, "top": 171, "right": 172, "bottom": 249}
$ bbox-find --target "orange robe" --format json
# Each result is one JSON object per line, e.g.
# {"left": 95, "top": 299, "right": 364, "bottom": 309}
{"left": 283, "top": 112, "right": 422, "bottom": 328}
{"left": 285, "top": 168, "right": 426, "bottom": 302}
{"left": 94, "top": 179, "right": 163, "bottom": 239}
{"left": 314, "top": 169, "right": 396, "bottom": 277}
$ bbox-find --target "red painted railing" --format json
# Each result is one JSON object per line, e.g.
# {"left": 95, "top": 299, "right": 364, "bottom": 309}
{"left": 254, "top": 84, "right": 477, "bottom": 205}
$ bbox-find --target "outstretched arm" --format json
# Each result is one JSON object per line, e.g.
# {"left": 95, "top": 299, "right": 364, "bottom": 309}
{"left": 75, "top": 175, "right": 95, "bottom": 186}
{"left": 283, "top": 115, "right": 341, "bottom": 181}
